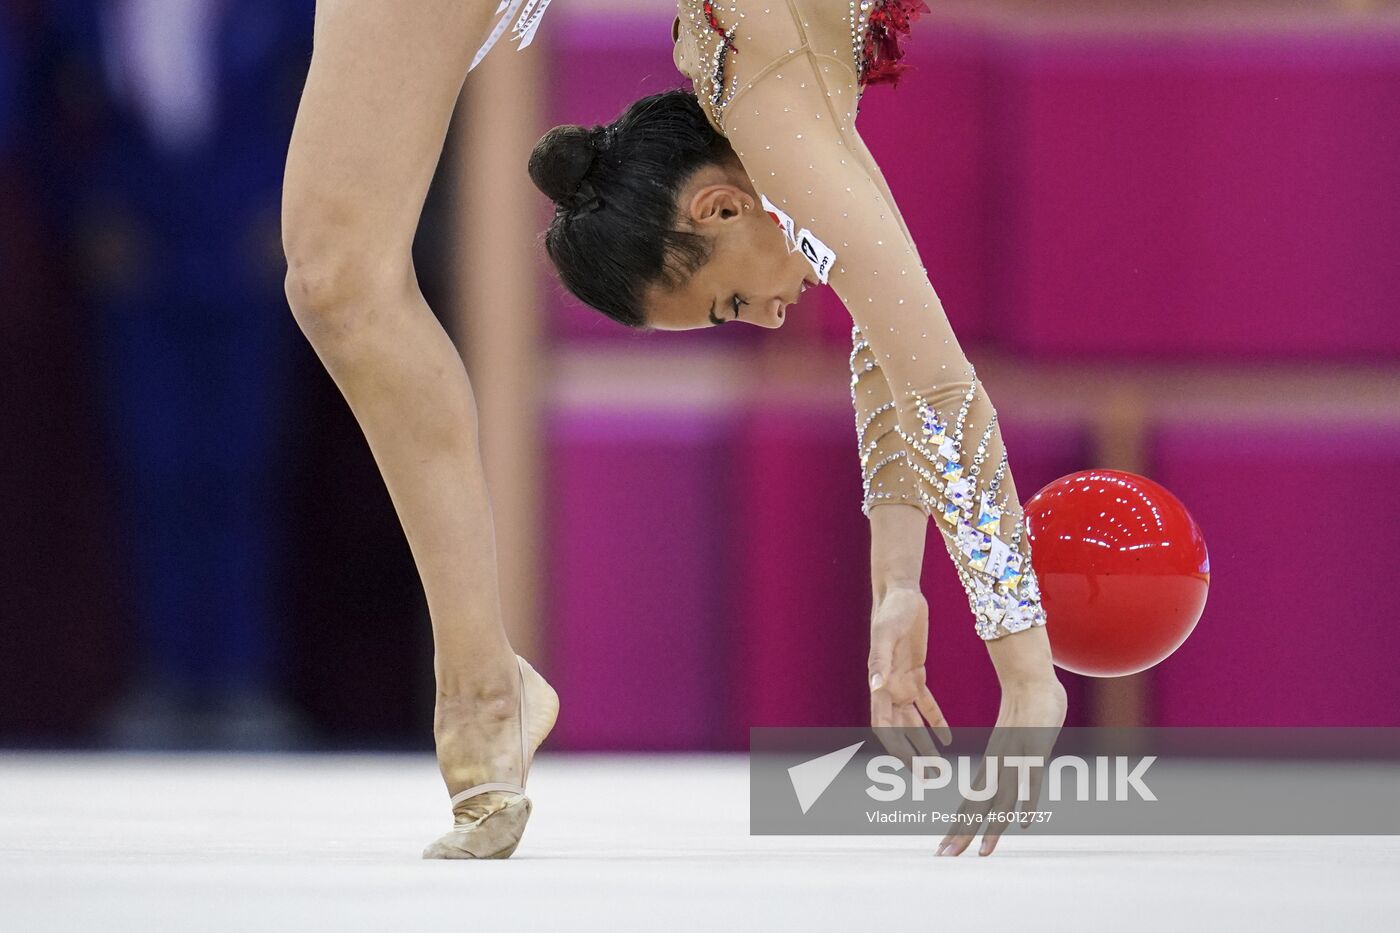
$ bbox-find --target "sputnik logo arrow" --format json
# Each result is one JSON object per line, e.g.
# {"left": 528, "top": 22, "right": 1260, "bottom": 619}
{"left": 787, "top": 741, "right": 865, "bottom": 815}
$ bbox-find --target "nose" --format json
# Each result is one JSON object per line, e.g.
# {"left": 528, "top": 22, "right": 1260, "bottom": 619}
{"left": 760, "top": 297, "right": 787, "bottom": 328}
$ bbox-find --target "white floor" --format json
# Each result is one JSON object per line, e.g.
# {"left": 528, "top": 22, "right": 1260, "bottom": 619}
{"left": 1, "top": 752, "right": 1396, "bottom": 931}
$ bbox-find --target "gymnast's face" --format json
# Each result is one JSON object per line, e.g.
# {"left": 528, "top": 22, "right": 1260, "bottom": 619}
{"left": 644, "top": 161, "right": 818, "bottom": 331}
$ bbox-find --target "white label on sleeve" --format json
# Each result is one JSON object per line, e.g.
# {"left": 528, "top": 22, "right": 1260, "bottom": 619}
{"left": 761, "top": 194, "right": 797, "bottom": 247}
{"left": 795, "top": 227, "right": 836, "bottom": 283}
{"left": 760, "top": 194, "right": 837, "bottom": 284}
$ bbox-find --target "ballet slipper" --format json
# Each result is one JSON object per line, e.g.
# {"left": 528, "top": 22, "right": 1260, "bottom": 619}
{"left": 422, "top": 655, "right": 559, "bottom": 860}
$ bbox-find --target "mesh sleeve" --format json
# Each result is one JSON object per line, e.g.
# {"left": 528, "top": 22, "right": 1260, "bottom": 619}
{"left": 705, "top": 10, "right": 1047, "bottom": 640}
{"left": 851, "top": 325, "right": 931, "bottom": 516}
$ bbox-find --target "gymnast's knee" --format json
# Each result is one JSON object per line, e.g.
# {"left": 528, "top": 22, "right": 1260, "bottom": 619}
{"left": 282, "top": 202, "right": 410, "bottom": 339}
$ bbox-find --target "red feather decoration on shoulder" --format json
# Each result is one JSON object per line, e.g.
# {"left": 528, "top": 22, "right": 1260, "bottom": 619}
{"left": 860, "top": 0, "right": 930, "bottom": 89}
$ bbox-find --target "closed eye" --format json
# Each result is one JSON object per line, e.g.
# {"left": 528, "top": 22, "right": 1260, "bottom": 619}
{"left": 710, "top": 295, "right": 747, "bottom": 327}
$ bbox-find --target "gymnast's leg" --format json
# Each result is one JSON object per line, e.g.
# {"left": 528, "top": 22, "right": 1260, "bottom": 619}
{"left": 281, "top": 0, "right": 556, "bottom": 846}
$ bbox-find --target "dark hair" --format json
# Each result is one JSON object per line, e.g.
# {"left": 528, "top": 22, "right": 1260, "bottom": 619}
{"left": 529, "top": 90, "right": 735, "bottom": 328}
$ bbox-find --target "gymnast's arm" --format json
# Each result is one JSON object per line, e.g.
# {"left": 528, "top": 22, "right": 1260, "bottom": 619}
{"left": 713, "top": 48, "right": 1065, "bottom": 697}
{"left": 852, "top": 325, "right": 952, "bottom": 741}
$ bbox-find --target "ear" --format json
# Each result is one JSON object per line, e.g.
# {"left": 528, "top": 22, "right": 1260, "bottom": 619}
{"left": 686, "top": 184, "right": 754, "bottom": 229}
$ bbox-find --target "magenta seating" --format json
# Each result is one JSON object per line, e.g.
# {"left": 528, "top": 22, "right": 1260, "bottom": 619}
{"left": 545, "top": 411, "right": 738, "bottom": 749}
{"left": 1148, "top": 421, "right": 1400, "bottom": 726}
{"left": 723, "top": 404, "right": 874, "bottom": 745}
{"left": 989, "top": 31, "right": 1400, "bottom": 360}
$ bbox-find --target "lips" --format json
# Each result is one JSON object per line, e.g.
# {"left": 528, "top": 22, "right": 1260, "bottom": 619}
{"left": 779, "top": 275, "right": 819, "bottom": 323}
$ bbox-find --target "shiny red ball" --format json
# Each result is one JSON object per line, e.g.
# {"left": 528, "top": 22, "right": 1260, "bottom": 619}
{"left": 1024, "top": 470, "right": 1209, "bottom": 678}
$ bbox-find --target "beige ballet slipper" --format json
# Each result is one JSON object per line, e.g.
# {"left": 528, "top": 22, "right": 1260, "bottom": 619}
{"left": 422, "top": 655, "right": 559, "bottom": 860}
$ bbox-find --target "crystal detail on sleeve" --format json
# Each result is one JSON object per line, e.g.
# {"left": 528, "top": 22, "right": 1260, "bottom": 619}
{"left": 894, "top": 369, "right": 1048, "bottom": 641}
{"left": 851, "top": 326, "right": 930, "bottom": 516}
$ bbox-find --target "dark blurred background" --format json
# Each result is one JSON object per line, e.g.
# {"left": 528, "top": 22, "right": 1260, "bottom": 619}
{"left": 2, "top": 0, "right": 1398, "bottom": 753}
{"left": 1, "top": 0, "right": 439, "bottom": 749}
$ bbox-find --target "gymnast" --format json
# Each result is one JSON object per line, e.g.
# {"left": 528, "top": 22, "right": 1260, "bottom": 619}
{"left": 528, "top": 0, "right": 1068, "bottom": 857}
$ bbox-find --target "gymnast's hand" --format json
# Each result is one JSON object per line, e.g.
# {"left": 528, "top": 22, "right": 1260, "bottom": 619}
{"left": 868, "top": 588, "right": 952, "bottom": 762}
{"left": 937, "top": 631, "right": 1068, "bottom": 857}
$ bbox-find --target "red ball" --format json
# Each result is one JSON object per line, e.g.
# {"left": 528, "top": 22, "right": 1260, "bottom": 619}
{"left": 1024, "top": 470, "right": 1209, "bottom": 678}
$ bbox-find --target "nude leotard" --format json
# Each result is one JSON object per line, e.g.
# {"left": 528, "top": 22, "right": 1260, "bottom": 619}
{"left": 470, "top": 0, "right": 556, "bottom": 72}
{"left": 677, "top": 0, "right": 1047, "bottom": 640}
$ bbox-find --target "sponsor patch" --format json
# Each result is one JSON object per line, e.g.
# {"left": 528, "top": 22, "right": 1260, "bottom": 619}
{"left": 760, "top": 194, "right": 837, "bottom": 284}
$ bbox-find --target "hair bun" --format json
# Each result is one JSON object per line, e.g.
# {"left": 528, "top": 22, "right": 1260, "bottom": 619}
{"left": 529, "top": 124, "right": 602, "bottom": 206}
